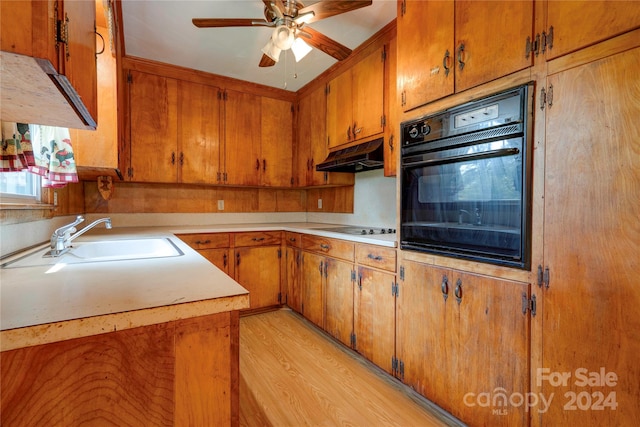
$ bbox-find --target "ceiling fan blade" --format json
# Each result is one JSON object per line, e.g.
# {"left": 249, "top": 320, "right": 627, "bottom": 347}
{"left": 192, "top": 18, "right": 269, "bottom": 28}
{"left": 259, "top": 54, "right": 277, "bottom": 67}
{"left": 298, "top": 0, "right": 372, "bottom": 24}
{"left": 300, "top": 26, "right": 351, "bottom": 61}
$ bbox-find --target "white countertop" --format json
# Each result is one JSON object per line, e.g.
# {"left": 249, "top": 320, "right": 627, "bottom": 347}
{"left": 0, "top": 222, "right": 396, "bottom": 351}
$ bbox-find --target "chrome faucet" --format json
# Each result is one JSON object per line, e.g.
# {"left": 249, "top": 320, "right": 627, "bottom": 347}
{"left": 46, "top": 215, "right": 112, "bottom": 257}
{"left": 458, "top": 208, "right": 482, "bottom": 226}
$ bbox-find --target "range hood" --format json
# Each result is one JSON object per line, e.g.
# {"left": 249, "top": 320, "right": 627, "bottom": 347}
{"left": 316, "top": 139, "right": 384, "bottom": 173}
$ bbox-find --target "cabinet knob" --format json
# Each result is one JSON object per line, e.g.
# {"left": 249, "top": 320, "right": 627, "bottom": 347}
{"left": 320, "top": 243, "right": 330, "bottom": 250}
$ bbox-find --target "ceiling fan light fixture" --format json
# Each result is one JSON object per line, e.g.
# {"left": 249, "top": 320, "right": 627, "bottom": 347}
{"left": 261, "top": 40, "right": 282, "bottom": 62}
{"left": 291, "top": 37, "right": 312, "bottom": 62}
{"left": 272, "top": 25, "right": 294, "bottom": 50}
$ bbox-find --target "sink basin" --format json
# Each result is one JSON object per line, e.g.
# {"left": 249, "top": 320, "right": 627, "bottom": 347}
{"left": 2, "top": 237, "right": 184, "bottom": 269}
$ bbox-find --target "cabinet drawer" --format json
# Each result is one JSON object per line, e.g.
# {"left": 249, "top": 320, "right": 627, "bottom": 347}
{"left": 356, "top": 244, "right": 396, "bottom": 272}
{"left": 234, "top": 231, "right": 282, "bottom": 247}
{"left": 285, "top": 232, "right": 302, "bottom": 248}
{"left": 179, "top": 233, "right": 230, "bottom": 250}
{"left": 301, "top": 235, "right": 354, "bottom": 262}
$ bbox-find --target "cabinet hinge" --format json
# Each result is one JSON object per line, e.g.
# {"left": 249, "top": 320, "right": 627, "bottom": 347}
{"left": 540, "top": 85, "right": 554, "bottom": 111}
{"left": 401, "top": 91, "right": 406, "bottom": 107}
{"left": 325, "top": 84, "right": 330, "bottom": 95}
{"left": 542, "top": 26, "right": 554, "bottom": 54}
{"left": 127, "top": 167, "right": 133, "bottom": 178}
{"left": 525, "top": 33, "right": 541, "bottom": 59}
{"left": 278, "top": 292, "right": 282, "bottom": 304}
{"left": 537, "top": 265, "right": 550, "bottom": 289}
{"left": 127, "top": 72, "right": 133, "bottom": 84}
{"left": 399, "top": 360, "right": 405, "bottom": 381}
{"left": 392, "top": 356, "right": 398, "bottom": 376}
{"left": 400, "top": 0, "right": 407, "bottom": 17}
{"left": 351, "top": 269, "right": 356, "bottom": 282}
{"left": 381, "top": 115, "right": 386, "bottom": 127}
{"left": 278, "top": 248, "right": 282, "bottom": 259}
{"left": 350, "top": 332, "right": 357, "bottom": 349}
{"left": 399, "top": 265, "right": 405, "bottom": 281}
{"left": 381, "top": 47, "right": 386, "bottom": 62}
{"left": 392, "top": 281, "right": 399, "bottom": 297}
{"left": 522, "top": 292, "right": 537, "bottom": 316}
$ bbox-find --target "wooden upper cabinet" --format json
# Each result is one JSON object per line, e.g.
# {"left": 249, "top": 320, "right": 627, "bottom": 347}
{"left": 397, "top": 0, "right": 533, "bottom": 110}
{"left": 261, "top": 97, "right": 293, "bottom": 187}
{"left": 297, "top": 85, "right": 354, "bottom": 187}
{"left": 178, "top": 80, "right": 221, "bottom": 184}
{"left": 454, "top": 0, "right": 533, "bottom": 92}
{"left": 222, "top": 89, "right": 261, "bottom": 186}
{"left": 0, "top": 0, "right": 97, "bottom": 129}
{"left": 128, "top": 70, "right": 179, "bottom": 183}
{"left": 59, "top": 0, "right": 98, "bottom": 122}
{"left": 544, "top": 1, "right": 640, "bottom": 60}
{"left": 326, "top": 46, "right": 385, "bottom": 149}
{"left": 384, "top": 36, "right": 398, "bottom": 177}
{"left": 397, "top": 0, "right": 454, "bottom": 111}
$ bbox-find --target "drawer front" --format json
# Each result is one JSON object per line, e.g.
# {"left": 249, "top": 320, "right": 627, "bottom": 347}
{"left": 285, "top": 232, "right": 301, "bottom": 248}
{"left": 301, "top": 234, "right": 354, "bottom": 262}
{"left": 355, "top": 244, "right": 396, "bottom": 272}
{"left": 234, "top": 231, "right": 282, "bottom": 247}
{"left": 179, "top": 233, "right": 230, "bottom": 250}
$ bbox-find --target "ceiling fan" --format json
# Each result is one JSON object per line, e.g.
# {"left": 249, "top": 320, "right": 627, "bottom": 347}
{"left": 192, "top": 0, "right": 373, "bottom": 67}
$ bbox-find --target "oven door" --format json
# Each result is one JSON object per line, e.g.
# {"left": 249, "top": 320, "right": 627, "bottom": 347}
{"left": 401, "top": 136, "right": 529, "bottom": 268}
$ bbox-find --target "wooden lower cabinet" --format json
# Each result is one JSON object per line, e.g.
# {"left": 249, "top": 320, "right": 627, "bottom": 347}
{"left": 324, "top": 257, "right": 355, "bottom": 347}
{"left": 285, "top": 245, "right": 302, "bottom": 313}
{"left": 300, "top": 251, "right": 326, "bottom": 329}
{"left": 0, "top": 312, "right": 239, "bottom": 426}
{"left": 397, "top": 260, "right": 530, "bottom": 426}
{"left": 354, "top": 266, "right": 396, "bottom": 374}
{"left": 179, "top": 232, "right": 282, "bottom": 310}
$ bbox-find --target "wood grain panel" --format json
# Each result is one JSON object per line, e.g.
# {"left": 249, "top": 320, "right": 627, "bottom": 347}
{"left": 356, "top": 243, "right": 396, "bottom": 272}
{"left": 1, "top": 323, "right": 175, "bottom": 426}
{"left": 300, "top": 251, "right": 325, "bottom": 328}
{"left": 284, "top": 232, "right": 302, "bottom": 247}
{"left": 179, "top": 233, "right": 230, "bottom": 250}
{"left": 234, "top": 231, "right": 282, "bottom": 247}
{"left": 324, "top": 257, "right": 354, "bottom": 347}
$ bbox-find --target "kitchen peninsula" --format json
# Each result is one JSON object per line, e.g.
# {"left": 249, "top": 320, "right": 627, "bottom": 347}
{"left": 0, "top": 230, "right": 249, "bottom": 426}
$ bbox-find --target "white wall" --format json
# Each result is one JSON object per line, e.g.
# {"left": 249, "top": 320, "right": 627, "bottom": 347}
{"left": 307, "top": 169, "right": 397, "bottom": 228}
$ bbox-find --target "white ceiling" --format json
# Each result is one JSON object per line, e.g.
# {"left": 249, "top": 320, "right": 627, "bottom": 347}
{"left": 121, "top": 0, "right": 397, "bottom": 92}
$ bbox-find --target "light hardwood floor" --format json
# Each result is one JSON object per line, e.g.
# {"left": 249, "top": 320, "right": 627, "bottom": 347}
{"left": 239, "top": 309, "right": 462, "bottom": 427}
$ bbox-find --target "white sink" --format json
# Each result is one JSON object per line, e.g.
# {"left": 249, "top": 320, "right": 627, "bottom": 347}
{"left": 2, "top": 237, "right": 184, "bottom": 269}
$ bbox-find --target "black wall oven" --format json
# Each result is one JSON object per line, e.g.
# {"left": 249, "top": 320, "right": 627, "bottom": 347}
{"left": 400, "top": 84, "right": 533, "bottom": 269}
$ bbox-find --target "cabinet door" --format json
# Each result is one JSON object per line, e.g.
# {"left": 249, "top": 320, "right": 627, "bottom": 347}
{"left": 352, "top": 47, "right": 384, "bottom": 141}
{"left": 235, "top": 246, "right": 281, "bottom": 309}
{"left": 541, "top": 46, "right": 640, "bottom": 426}
{"left": 384, "top": 36, "right": 398, "bottom": 177}
{"left": 199, "top": 248, "right": 231, "bottom": 275}
{"left": 178, "top": 80, "right": 221, "bottom": 184}
{"left": 285, "top": 247, "right": 302, "bottom": 313}
{"left": 300, "top": 251, "right": 325, "bottom": 328}
{"left": 261, "top": 97, "right": 293, "bottom": 187}
{"left": 129, "top": 71, "right": 178, "bottom": 182}
{"left": 354, "top": 267, "right": 396, "bottom": 374}
{"left": 58, "top": 0, "right": 98, "bottom": 122}
{"left": 451, "top": 272, "right": 530, "bottom": 426}
{"left": 223, "top": 89, "right": 261, "bottom": 185}
{"left": 454, "top": 0, "right": 533, "bottom": 92}
{"left": 324, "top": 258, "right": 354, "bottom": 347}
{"left": 0, "top": 0, "right": 57, "bottom": 66}
{"left": 397, "top": 0, "right": 454, "bottom": 110}
{"left": 396, "top": 261, "right": 450, "bottom": 398}
{"left": 326, "top": 70, "right": 353, "bottom": 149}
{"left": 545, "top": 1, "right": 640, "bottom": 60}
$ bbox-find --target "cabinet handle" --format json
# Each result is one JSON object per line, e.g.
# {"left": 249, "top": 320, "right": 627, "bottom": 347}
{"left": 319, "top": 261, "right": 324, "bottom": 275}
{"left": 442, "top": 50, "right": 451, "bottom": 77}
{"left": 179, "top": 152, "right": 184, "bottom": 166}
{"left": 171, "top": 152, "right": 176, "bottom": 165}
{"left": 289, "top": 237, "right": 297, "bottom": 242}
{"left": 389, "top": 135, "right": 394, "bottom": 152}
{"left": 236, "top": 252, "right": 241, "bottom": 266}
{"left": 454, "top": 278, "right": 463, "bottom": 304}
{"left": 320, "top": 243, "right": 330, "bottom": 250}
{"left": 367, "top": 253, "right": 383, "bottom": 261}
{"left": 263, "top": 159, "right": 266, "bottom": 171}
{"left": 95, "top": 31, "right": 105, "bottom": 55}
{"left": 195, "top": 239, "right": 211, "bottom": 245}
{"left": 223, "top": 253, "right": 227, "bottom": 268}
{"left": 256, "top": 159, "right": 260, "bottom": 170}
{"left": 347, "top": 126, "right": 352, "bottom": 140}
{"left": 251, "top": 237, "right": 265, "bottom": 242}
{"left": 441, "top": 275, "right": 449, "bottom": 301}
{"left": 457, "top": 43, "right": 465, "bottom": 71}
{"left": 353, "top": 122, "right": 362, "bottom": 135}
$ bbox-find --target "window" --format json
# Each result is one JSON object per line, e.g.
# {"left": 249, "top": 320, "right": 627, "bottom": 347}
{"left": 0, "top": 171, "right": 41, "bottom": 202}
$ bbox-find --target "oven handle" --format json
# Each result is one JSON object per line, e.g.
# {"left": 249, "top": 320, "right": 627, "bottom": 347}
{"left": 402, "top": 147, "right": 520, "bottom": 168}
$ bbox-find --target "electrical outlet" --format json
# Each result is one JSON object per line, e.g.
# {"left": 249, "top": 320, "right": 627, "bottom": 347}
{"left": 217, "top": 200, "right": 224, "bottom": 210}
{"left": 317, "top": 198, "right": 322, "bottom": 209}
{"left": 53, "top": 191, "right": 58, "bottom": 206}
